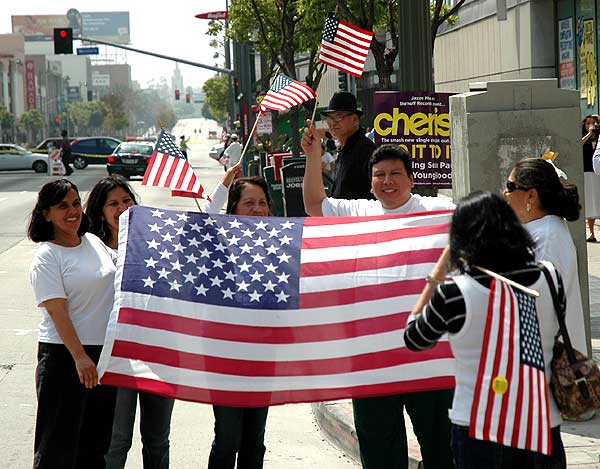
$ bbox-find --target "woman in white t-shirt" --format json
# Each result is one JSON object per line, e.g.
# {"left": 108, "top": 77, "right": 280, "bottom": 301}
{"left": 28, "top": 179, "right": 117, "bottom": 468}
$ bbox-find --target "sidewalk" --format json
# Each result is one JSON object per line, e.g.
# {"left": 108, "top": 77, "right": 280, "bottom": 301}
{"left": 313, "top": 242, "right": 600, "bottom": 468}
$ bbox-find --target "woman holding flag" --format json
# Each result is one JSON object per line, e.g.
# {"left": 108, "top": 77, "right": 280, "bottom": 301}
{"left": 405, "top": 191, "right": 566, "bottom": 468}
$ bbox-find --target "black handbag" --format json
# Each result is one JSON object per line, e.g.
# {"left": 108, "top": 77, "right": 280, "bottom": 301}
{"left": 539, "top": 263, "right": 600, "bottom": 417}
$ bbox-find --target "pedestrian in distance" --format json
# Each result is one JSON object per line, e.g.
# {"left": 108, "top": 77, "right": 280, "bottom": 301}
{"left": 179, "top": 135, "right": 190, "bottom": 160}
{"left": 581, "top": 115, "right": 600, "bottom": 241}
{"left": 405, "top": 191, "right": 567, "bottom": 469}
{"left": 301, "top": 130, "right": 456, "bottom": 469}
{"left": 203, "top": 174, "right": 271, "bottom": 469}
{"left": 61, "top": 129, "right": 74, "bottom": 176}
{"left": 85, "top": 175, "right": 176, "bottom": 469}
{"left": 27, "top": 179, "right": 117, "bottom": 468}
{"left": 223, "top": 133, "right": 243, "bottom": 170}
{"left": 319, "top": 91, "right": 375, "bottom": 200}
{"left": 504, "top": 158, "right": 593, "bottom": 421}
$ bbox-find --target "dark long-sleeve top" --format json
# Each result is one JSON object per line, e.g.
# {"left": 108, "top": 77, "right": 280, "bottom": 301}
{"left": 404, "top": 266, "right": 563, "bottom": 351}
{"left": 330, "top": 128, "right": 376, "bottom": 200}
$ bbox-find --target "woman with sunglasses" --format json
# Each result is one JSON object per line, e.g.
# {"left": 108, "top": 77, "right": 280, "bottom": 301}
{"left": 503, "top": 158, "right": 590, "bottom": 420}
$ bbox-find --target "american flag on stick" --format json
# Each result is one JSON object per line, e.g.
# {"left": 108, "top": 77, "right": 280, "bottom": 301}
{"left": 142, "top": 129, "right": 207, "bottom": 199}
{"left": 470, "top": 279, "right": 552, "bottom": 455}
{"left": 98, "top": 207, "right": 455, "bottom": 406}
{"left": 319, "top": 12, "right": 373, "bottom": 77}
{"left": 259, "top": 74, "right": 316, "bottom": 113}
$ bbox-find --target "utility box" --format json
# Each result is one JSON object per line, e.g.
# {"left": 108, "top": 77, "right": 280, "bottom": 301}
{"left": 450, "top": 78, "right": 590, "bottom": 353}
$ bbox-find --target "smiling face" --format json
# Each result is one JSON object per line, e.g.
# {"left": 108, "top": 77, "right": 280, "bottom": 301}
{"left": 234, "top": 183, "right": 270, "bottom": 216}
{"left": 371, "top": 159, "right": 414, "bottom": 209}
{"left": 43, "top": 188, "right": 83, "bottom": 244}
{"left": 102, "top": 186, "right": 136, "bottom": 240}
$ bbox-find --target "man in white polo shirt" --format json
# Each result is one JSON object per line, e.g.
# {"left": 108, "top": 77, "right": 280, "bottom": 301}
{"left": 301, "top": 122, "right": 455, "bottom": 469}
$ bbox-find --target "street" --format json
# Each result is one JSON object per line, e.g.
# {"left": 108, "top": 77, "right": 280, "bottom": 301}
{"left": 0, "top": 118, "right": 358, "bottom": 468}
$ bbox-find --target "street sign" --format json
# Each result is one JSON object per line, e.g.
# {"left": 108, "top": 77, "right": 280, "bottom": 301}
{"left": 195, "top": 11, "right": 228, "bottom": 20}
{"left": 77, "top": 46, "right": 99, "bottom": 55}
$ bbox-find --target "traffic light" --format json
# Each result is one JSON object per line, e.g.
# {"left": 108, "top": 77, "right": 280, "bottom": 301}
{"left": 53, "top": 28, "right": 73, "bottom": 55}
{"left": 185, "top": 93, "right": 191, "bottom": 104}
{"left": 337, "top": 71, "right": 348, "bottom": 92}
{"left": 54, "top": 116, "right": 61, "bottom": 125}
{"left": 175, "top": 89, "right": 180, "bottom": 100}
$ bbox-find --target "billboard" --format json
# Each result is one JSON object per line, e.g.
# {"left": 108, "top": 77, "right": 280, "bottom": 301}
{"left": 25, "top": 60, "right": 36, "bottom": 111}
{"left": 12, "top": 12, "right": 130, "bottom": 44}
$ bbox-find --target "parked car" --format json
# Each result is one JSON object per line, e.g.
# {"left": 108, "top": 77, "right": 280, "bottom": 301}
{"left": 0, "top": 144, "right": 48, "bottom": 173}
{"left": 107, "top": 141, "right": 155, "bottom": 179}
{"left": 70, "top": 137, "right": 122, "bottom": 169}
{"left": 208, "top": 130, "right": 218, "bottom": 139}
{"left": 209, "top": 142, "right": 225, "bottom": 161}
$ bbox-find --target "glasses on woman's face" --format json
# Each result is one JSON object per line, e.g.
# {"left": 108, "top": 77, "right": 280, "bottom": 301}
{"left": 325, "top": 113, "right": 352, "bottom": 123}
{"left": 505, "top": 180, "right": 530, "bottom": 193}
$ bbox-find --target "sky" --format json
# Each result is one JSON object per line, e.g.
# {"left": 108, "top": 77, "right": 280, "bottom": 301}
{"left": 2, "top": 1, "right": 228, "bottom": 89}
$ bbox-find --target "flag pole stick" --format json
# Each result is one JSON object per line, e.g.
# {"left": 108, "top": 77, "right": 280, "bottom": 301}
{"left": 308, "top": 65, "right": 325, "bottom": 126}
{"left": 238, "top": 111, "right": 263, "bottom": 169}
{"left": 472, "top": 264, "right": 540, "bottom": 297}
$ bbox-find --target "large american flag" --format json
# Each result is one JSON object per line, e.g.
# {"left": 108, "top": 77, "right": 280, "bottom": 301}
{"left": 142, "top": 129, "right": 207, "bottom": 199}
{"left": 259, "top": 74, "right": 316, "bottom": 113}
{"left": 319, "top": 12, "right": 373, "bottom": 77}
{"left": 97, "top": 206, "right": 455, "bottom": 407}
{"left": 470, "top": 279, "right": 552, "bottom": 455}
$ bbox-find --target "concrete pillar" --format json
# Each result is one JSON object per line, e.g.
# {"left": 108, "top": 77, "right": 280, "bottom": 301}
{"left": 450, "top": 78, "right": 591, "bottom": 353}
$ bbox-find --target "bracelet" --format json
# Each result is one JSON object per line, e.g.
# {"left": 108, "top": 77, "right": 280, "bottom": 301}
{"left": 425, "top": 274, "right": 444, "bottom": 285}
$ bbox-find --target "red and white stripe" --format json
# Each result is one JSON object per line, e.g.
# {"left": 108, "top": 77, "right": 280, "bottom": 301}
{"left": 319, "top": 19, "right": 373, "bottom": 77}
{"left": 98, "top": 210, "right": 455, "bottom": 407}
{"left": 470, "top": 280, "right": 551, "bottom": 455}
{"left": 142, "top": 151, "right": 205, "bottom": 198}
{"left": 260, "top": 80, "right": 316, "bottom": 113}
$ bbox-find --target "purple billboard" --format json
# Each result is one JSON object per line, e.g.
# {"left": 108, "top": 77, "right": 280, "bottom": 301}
{"left": 373, "top": 91, "right": 453, "bottom": 189}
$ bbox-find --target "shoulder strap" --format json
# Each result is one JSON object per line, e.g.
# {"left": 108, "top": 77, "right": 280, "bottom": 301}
{"left": 538, "top": 262, "right": 577, "bottom": 362}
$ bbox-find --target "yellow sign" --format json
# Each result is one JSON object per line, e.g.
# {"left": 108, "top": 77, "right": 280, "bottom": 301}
{"left": 579, "top": 19, "right": 597, "bottom": 106}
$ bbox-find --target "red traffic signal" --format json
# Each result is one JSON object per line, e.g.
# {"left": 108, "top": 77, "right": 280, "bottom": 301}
{"left": 175, "top": 89, "right": 180, "bottom": 100}
{"left": 54, "top": 116, "right": 61, "bottom": 125}
{"left": 185, "top": 93, "right": 191, "bottom": 103}
{"left": 53, "top": 28, "right": 73, "bottom": 55}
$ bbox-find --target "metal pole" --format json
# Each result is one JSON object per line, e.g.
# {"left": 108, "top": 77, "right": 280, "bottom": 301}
{"left": 397, "top": 0, "right": 434, "bottom": 92}
{"left": 225, "top": 0, "right": 235, "bottom": 130}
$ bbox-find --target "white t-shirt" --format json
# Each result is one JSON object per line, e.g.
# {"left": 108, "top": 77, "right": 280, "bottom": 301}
{"left": 224, "top": 141, "right": 243, "bottom": 166}
{"left": 201, "top": 182, "right": 229, "bottom": 214}
{"left": 526, "top": 215, "right": 587, "bottom": 351}
{"left": 322, "top": 193, "right": 455, "bottom": 217}
{"left": 321, "top": 151, "right": 335, "bottom": 172}
{"left": 29, "top": 233, "right": 117, "bottom": 345}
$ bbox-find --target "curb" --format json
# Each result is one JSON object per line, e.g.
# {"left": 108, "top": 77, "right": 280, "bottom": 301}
{"left": 312, "top": 400, "right": 422, "bottom": 469}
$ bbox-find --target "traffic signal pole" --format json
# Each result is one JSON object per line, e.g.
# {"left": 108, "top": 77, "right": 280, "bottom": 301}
{"left": 75, "top": 35, "right": 234, "bottom": 75}
{"left": 397, "top": 0, "right": 433, "bottom": 92}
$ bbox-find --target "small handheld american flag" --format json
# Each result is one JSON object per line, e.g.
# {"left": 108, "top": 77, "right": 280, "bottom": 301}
{"left": 142, "top": 129, "right": 207, "bottom": 199}
{"left": 319, "top": 12, "right": 373, "bottom": 77}
{"left": 259, "top": 74, "right": 316, "bottom": 113}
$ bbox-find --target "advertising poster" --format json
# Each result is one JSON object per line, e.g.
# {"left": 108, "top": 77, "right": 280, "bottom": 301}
{"left": 558, "top": 18, "right": 576, "bottom": 90}
{"left": 373, "top": 91, "right": 453, "bottom": 189}
{"left": 578, "top": 18, "right": 597, "bottom": 105}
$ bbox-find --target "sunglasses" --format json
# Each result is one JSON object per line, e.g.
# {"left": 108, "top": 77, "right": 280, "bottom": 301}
{"left": 325, "top": 113, "right": 353, "bottom": 123}
{"left": 505, "top": 180, "right": 530, "bottom": 193}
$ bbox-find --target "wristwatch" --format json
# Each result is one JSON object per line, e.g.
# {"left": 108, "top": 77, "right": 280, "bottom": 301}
{"left": 425, "top": 274, "right": 444, "bottom": 285}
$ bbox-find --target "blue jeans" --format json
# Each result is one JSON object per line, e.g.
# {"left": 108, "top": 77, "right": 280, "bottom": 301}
{"left": 105, "top": 388, "right": 175, "bottom": 469}
{"left": 207, "top": 405, "right": 269, "bottom": 469}
{"left": 450, "top": 424, "right": 566, "bottom": 469}
{"left": 34, "top": 343, "right": 116, "bottom": 469}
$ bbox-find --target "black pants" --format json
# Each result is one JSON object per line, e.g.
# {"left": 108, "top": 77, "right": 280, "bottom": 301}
{"left": 450, "top": 424, "right": 566, "bottom": 468}
{"left": 62, "top": 151, "right": 74, "bottom": 175}
{"left": 33, "top": 343, "right": 116, "bottom": 469}
{"left": 353, "top": 389, "right": 455, "bottom": 469}
{"left": 207, "top": 405, "right": 269, "bottom": 469}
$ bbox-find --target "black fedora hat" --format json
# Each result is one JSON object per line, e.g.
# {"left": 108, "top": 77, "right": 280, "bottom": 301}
{"left": 321, "top": 92, "right": 363, "bottom": 117}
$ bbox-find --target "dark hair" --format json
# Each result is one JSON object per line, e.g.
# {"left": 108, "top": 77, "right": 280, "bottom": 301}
{"left": 368, "top": 144, "right": 412, "bottom": 177}
{"left": 226, "top": 177, "right": 271, "bottom": 215}
{"left": 85, "top": 175, "right": 138, "bottom": 245}
{"left": 27, "top": 179, "right": 89, "bottom": 242}
{"left": 581, "top": 114, "right": 598, "bottom": 133}
{"left": 450, "top": 191, "right": 535, "bottom": 273}
{"left": 512, "top": 158, "right": 580, "bottom": 221}
{"left": 61, "top": 129, "right": 67, "bottom": 137}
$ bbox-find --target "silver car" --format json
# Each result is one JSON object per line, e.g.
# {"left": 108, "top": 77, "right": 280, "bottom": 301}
{"left": 0, "top": 144, "right": 48, "bottom": 173}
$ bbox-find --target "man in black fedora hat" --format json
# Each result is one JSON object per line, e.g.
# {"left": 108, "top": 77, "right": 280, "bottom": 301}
{"left": 320, "top": 92, "right": 375, "bottom": 199}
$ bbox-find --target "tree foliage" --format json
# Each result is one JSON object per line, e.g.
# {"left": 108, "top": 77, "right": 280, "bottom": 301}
{"left": 203, "top": 75, "right": 231, "bottom": 124}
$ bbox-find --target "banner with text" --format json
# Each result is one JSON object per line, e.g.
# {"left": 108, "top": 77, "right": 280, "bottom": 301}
{"left": 373, "top": 91, "right": 453, "bottom": 189}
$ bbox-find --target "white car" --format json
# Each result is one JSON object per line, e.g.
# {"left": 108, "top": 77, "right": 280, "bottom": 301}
{"left": 209, "top": 143, "right": 225, "bottom": 161}
{"left": 0, "top": 144, "right": 48, "bottom": 173}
